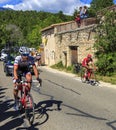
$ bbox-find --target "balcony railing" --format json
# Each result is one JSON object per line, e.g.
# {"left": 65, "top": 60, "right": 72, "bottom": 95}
{"left": 56, "top": 17, "right": 97, "bottom": 33}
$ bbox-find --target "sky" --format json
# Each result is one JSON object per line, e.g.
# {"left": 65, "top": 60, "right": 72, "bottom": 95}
{"left": 0, "top": 0, "right": 116, "bottom": 15}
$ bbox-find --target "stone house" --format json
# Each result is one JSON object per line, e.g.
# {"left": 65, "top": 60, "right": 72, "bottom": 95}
{"left": 41, "top": 5, "right": 116, "bottom": 67}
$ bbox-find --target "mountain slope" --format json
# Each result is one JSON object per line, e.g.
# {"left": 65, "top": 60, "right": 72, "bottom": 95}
{"left": 0, "top": 7, "right": 13, "bottom": 11}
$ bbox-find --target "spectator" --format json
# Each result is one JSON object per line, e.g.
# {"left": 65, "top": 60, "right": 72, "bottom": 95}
{"left": 79, "top": 6, "right": 84, "bottom": 19}
{"left": 35, "top": 53, "right": 41, "bottom": 66}
{"left": 75, "top": 14, "right": 81, "bottom": 27}
{"left": 83, "top": 6, "right": 88, "bottom": 18}
{"left": 79, "top": 6, "right": 88, "bottom": 19}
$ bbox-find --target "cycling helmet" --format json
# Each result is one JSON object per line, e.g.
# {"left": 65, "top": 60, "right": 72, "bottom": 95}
{"left": 87, "top": 54, "right": 92, "bottom": 58}
{"left": 19, "top": 46, "right": 30, "bottom": 56}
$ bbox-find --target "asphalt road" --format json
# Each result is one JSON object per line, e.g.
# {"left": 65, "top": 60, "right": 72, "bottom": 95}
{"left": 0, "top": 62, "right": 116, "bottom": 130}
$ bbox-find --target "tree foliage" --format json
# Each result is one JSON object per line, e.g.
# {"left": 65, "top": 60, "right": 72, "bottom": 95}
{"left": 0, "top": 10, "right": 73, "bottom": 50}
{"left": 88, "top": 0, "right": 114, "bottom": 17}
{"left": 94, "top": 10, "right": 116, "bottom": 76}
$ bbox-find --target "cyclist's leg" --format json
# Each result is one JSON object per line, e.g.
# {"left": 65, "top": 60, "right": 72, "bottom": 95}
{"left": 81, "top": 67, "right": 88, "bottom": 82}
{"left": 25, "top": 72, "right": 32, "bottom": 91}
{"left": 84, "top": 67, "right": 90, "bottom": 81}
{"left": 13, "top": 78, "right": 19, "bottom": 99}
{"left": 24, "top": 73, "right": 35, "bottom": 125}
{"left": 13, "top": 82, "right": 19, "bottom": 110}
{"left": 87, "top": 69, "right": 92, "bottom": 80}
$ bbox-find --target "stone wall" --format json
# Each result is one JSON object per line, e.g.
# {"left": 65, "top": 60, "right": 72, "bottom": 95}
{"left": 55, "top": 24, "right": 96, "bottom": 66}
{"left": 41, "top": 21, "right": 97, "bottom": 67}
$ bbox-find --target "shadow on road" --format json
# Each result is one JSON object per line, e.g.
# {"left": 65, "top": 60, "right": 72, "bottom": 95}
{"left": 106, "top": 120, "right": 116, "bottom": 130}
{"left": 0, "top": 86, "right": 38, "bottom": 129}
{"left": 34, "top": 99, "right": 63, "bottom": 125}
{"left": 0, "top": 86, "right": 63, "bottom": 129}
{"left": 0, "top": 86, "right": 25, "bottom": 129}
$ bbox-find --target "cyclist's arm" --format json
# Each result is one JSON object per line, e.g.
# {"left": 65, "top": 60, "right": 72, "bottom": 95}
{"left": 14, "top": 65, "right": 19, "bottom": 80}
{"left": 13, "top": 56, "right": 21, "bottom": 80}
{"left": 89, "top": 61, "right": 96, "bottom": 71}
{"left": 82, "top": 63, "right": 89, "bottom": 69}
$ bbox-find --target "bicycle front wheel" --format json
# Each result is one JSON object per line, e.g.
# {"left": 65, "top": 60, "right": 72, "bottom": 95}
{"left": 25, "top": 93, "right": 35, "bottom": 125}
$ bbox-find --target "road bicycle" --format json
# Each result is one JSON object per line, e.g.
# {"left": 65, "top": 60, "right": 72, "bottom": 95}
{"left": 15, "top": 75, "right": 35, "bottom": 125}
{"left": 80, "top": 67, "right": 100, "bottom": 86}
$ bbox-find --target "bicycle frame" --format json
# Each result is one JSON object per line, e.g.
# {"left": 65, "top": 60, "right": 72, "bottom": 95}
{"left": 17, "top": 77, "right": 35, "bottom": 125}
{"left": 87, "top": 69, "right": 94, "bottom": 80}
{"left": 81, "top": 67, "right": 99, "bottom": 86}
{"left": 18, "top": 80, "right": 29, "bottom": 109}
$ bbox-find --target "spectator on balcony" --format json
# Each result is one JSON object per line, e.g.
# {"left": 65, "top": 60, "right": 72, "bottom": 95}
{"left": 83, "top": 6, "right": 88, "bottom": 18}
{"left": 79, "top": 6, "right": 88, "bottom": 19}
{"left": 75, "top": 14, "right": 81, "bottom": 27}
{"left": 79, "top": 6, "right": 84, "bottom": 19}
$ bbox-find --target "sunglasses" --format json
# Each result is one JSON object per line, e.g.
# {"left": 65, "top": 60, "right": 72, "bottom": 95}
{"left": 21, "top": 54, "right": 29, "bottom": 57}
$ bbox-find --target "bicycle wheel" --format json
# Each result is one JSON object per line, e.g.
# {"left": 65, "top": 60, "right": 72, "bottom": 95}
{"left": 35, "top": 106, "right": 49, "bottom": 125}
{"left": 90, "top": 71, "right": 100, "bottom": 86}
{"left": 25, "top": 93, "right": 35, "bottom": 125}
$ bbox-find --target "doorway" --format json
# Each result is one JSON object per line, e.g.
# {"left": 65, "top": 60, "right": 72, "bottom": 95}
{"left": 70, "top": 46, "right": 78, "bottom": 64}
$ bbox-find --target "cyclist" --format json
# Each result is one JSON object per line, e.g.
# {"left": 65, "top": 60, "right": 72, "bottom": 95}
{"left": 82, "top": 54, "right": 95, "bottom": 82}
{"left": 35, "top": 53, "right": 41, "bottom": 67}
{"left": 13, "top": 46, "right": 41, "bottom": 110}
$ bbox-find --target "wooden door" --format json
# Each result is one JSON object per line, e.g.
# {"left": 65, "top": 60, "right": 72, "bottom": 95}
{"left": 70, "top": 46, "right": 77, "bottom": 64}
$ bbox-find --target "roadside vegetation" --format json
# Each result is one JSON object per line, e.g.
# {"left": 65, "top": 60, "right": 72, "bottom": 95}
{"left": 51, "top": 61, "right": 116, "bottom": 85}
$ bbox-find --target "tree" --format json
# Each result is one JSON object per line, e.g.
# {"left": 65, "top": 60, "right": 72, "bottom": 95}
{"left": 88, "top": 0, "right": 114, "bottom": 17}
{"left": 94, "top": 9, "right": 116, "bottom": 76}
{"left": 27, "top": 25, "right": 42, "bottom": 48}
{"left": 6, "top": 24, "right": 24, "bottom": 45}
{"left": 73, "top": 8, "right": 79, "bottom": 19}
{"left": 91, "top": 0, "right": 113, "bottom": 10}
{"left": 0, "top": 10, "right": 72, "bottom": 51}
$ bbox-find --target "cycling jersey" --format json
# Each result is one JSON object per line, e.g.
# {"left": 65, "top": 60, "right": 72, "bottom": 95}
{"left": 82, "top": 57, "right": 92, "bottom": 67}
{"left": 14, "top": 55, "right": 35, "bottom": 73}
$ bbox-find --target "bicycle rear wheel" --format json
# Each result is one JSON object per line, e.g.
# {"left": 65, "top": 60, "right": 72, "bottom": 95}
{"left": 25, "top": 93, "right": 35, "bottom": 125}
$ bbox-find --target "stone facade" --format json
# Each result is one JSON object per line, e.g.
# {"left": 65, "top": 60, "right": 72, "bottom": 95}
{"left": 55, "top": 25, "right": 96, "bottom": 66}
{"left": 41, "top": 5, "right": 116, "bottom": 67}
{"left": 41, "top": 18, "right": 97, "bottom": 66}
{"left": 41, "top": 20, "right": 97, "bottom": 66}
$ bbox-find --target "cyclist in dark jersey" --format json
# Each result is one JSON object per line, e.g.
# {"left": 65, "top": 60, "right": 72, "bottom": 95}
{"left": 13, "top": 46, "right": 40, "bottom": 110}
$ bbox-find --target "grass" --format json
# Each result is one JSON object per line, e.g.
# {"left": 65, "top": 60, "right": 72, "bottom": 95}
{"left": 96, "top": 75, "right": 116, "bottom": 85}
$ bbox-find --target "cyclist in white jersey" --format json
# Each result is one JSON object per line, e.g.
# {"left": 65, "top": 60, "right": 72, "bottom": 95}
{"left": 13, "top": 46, "right": 41, "bottom": 110}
